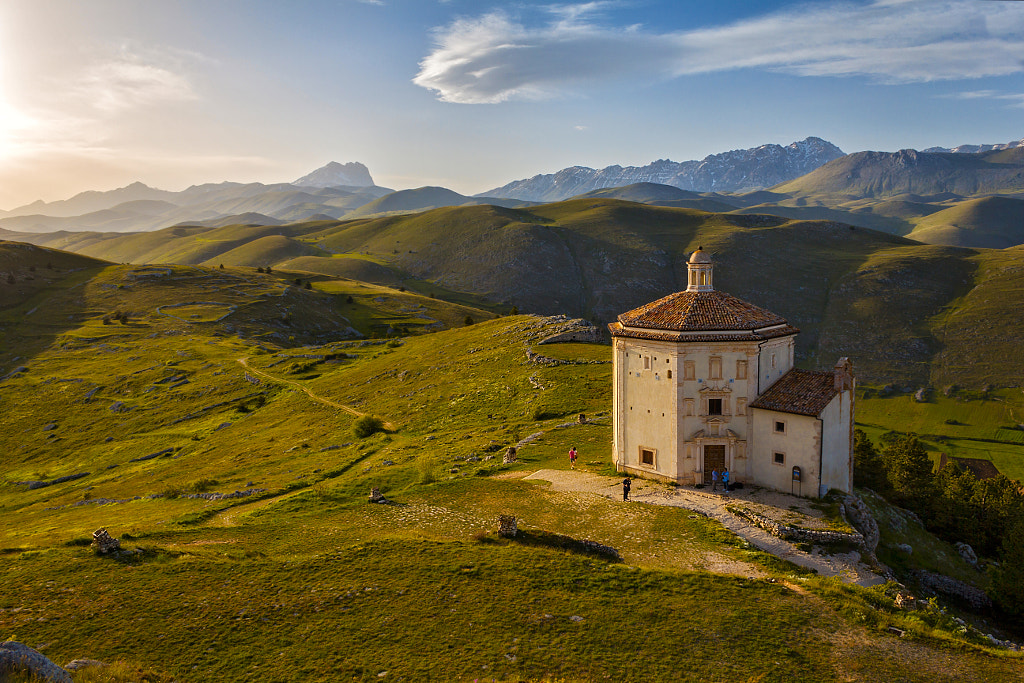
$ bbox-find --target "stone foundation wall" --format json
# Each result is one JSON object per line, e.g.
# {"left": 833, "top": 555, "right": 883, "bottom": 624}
{"left": 731, "top": 507, "right": 865, "bottom": 548}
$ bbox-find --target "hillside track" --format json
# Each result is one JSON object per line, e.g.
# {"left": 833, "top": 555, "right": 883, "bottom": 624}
{"left": 237, "top": 357, "right": 395, "bottom": 430}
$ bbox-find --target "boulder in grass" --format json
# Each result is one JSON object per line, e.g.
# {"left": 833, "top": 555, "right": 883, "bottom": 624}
{"left": 0, "top": 641, "right": 72, "bottom": 683}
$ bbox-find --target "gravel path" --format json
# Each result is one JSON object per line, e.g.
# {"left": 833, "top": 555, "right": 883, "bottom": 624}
{"left": 524, "top": 469, "right": 886, "bottom": 587}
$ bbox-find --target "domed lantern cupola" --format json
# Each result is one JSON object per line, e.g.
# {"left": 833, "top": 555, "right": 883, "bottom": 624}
{"left": 686, "top": 246, "right": 714, "bottom": 292}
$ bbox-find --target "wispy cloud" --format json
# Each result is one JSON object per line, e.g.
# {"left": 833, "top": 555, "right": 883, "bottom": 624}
{"left": 414, "top": 0, "right": 1024, "bottom": 103}
{"left": 941, "top": 89, "right": 1024, "bottom": 108}
{"left": 76, "top": 52, "right": 198, "bottom": 113}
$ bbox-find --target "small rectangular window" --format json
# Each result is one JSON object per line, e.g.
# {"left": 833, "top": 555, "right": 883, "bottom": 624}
{"left": 708, "top": 398, "right": 723, "bottom": 415}
{"left": 774, "top": 452, "right": 785, "bottom": 465}
{"left": 775, "top": 421, "right": 785, "bottom": 433}
{"left": 640, "top": 448, "right": 655, "bottom": 466}
{"left": 667, "top": 370, "right": 672, "bottom": 379}
{"left": 736, "top": 398, "right": 746, "bottom": 416}
{"left": 683, "top": 361, "right": 695, "bottom": 380}
{"left": 685, "top": 399, "right": 694, "bottom": 416}
{"left": 644, "top": 356, "right": 650, "bottom": 370}
{"left": 771, "top": 353, "right": 777, "bottom": 369}
{"left": 736, "top": 360, "right": 747, "bottom": 380}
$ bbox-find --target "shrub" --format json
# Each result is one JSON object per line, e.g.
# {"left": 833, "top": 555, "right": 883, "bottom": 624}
{"left": 464, "top": 315, "right": 475, "bottom": 326}
{"left": 353, "top": 415, "right": 386, "bottom": 438}
{"left": 305, "top": 281, "right": 312, "bottom": 290}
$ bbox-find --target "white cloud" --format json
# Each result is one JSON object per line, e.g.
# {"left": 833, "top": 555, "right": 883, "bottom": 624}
{"left": 414, "top": 0, "right": 1024, "bottom": 103}
{"left": 940, "top": 89, "right": 1024, "bottom": 108}
{"left": 74, "top": 47, "right": 199, "bottom": 113}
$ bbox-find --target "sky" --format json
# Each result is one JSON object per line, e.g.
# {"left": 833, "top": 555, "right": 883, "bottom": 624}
{"left": 0, "top": 0, "right": 1023, "bottom": 208}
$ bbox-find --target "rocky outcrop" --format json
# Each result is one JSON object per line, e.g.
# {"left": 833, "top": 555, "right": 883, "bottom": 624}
{"left": 293, "top": 161, "right": 375, "bottom": 188}
{"left": 481, "top": 137, "right": 844, "bottom": 201}
{"left": 843, "top": 494, "right": 880, "bottom": 561}
{"left": 0, "top": 641, "right": 72, "bottom": 683}
{"left": 91, "top": 528, "right": 121, "bottom": 554}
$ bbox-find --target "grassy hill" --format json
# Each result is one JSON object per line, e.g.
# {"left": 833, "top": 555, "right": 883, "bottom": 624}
{"left": 7, "top": 194, "right": 1024, "bottom": 387}
{"left": 1, "top": 255, "right": 1022, "bottom": 679}
{"left": 906, "top": 196, "right": 1024, "bottom": 248}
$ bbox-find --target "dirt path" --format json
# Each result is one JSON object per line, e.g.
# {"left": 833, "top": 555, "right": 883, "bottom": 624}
{"left": 237, "top": 357, "right": 394, "bottom": 429}
{"left": 524, "top": 469, "right": 886, "bottom": 587}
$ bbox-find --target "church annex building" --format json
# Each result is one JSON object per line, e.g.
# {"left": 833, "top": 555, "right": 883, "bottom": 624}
{"left": 609, "top": 247, "right": 854, "bottom": 498}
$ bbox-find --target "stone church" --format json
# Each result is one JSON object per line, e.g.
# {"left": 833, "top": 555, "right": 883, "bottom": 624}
{"left": 608, "top": 247, "right": 854, "bottom": 497}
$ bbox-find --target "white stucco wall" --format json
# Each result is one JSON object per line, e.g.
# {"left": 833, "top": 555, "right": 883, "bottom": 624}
{"left": 756, "top": 336, "right": 795, "bottom": 395}
{"left": 819, "top": 389, "right": 853, "bottom": 495}
{"left": 614, "top": 338, "right": 680, "bottom": 479}
{"left": 750, "top": 408, "right": 823, "bottom": 497}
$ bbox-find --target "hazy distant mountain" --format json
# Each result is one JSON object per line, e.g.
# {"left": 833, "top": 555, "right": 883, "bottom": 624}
{"left": 293, "top": 161, "right": 375, "bottom": 188}
{"left": 0, "top": 163, "right": 391, "bottom": 233}
{"left": 923, "top": 138, "right": 1024, "bottom": 154}
{"left": 480, "top": 137, "right": 844, "bottom": 202}
{"left": 345, "top": 187, "right": 536, "bottom": 219}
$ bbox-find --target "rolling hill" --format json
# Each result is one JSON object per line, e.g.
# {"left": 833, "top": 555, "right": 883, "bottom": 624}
{"left": 9, "top": 195, "right": 1024, "bottom": 388}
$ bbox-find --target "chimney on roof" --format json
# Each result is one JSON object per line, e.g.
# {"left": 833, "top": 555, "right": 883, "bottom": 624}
{"left": 834, "top": 357, "right": 854, "bottom": 392}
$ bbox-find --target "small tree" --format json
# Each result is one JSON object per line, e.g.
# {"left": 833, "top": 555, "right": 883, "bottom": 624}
{"left": 353, "top": 415, "right": 385, "bottom": 439}
{"left": 992, "top": 517, "right": 1024, "bottom": 615}
{"left": 5, "top": 274, "right": 13, "bottom": 284}
{"left": 294, "top": 278, "right": 302, "bottom": 286}
{"left": 257, "top": 267, "right": 265, "bottom": 273}
{"left": 464, "top": 315, "right": 475, "bottom": 326}
{"left": 853, "top": 429, "right": 887, "bottom": 491}
{"left": 304, "top": 281, "right": 312, "bottom": 290}
{"left": 883, "top": 434, "right": 935, "bottom": 511}
{"left": 346, "top": 295, "right": 354, "bottom": 304}
{"left": 265, "top": 265, "right": 273, "bottom": 274}
{"left": 219, "top": 263, "right": 225, "bottom": 270}
{"left": 510, "top": 305, "right": 519, "bottom": 315}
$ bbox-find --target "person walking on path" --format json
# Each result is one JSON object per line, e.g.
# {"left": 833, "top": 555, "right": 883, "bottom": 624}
{"left": 622, "top": 477, "right": 631, "bottom": 501}
{"left": 711, "top": 468, "right": 719, "bottom": 492}
{"left": 722, "top": 468, "right": 730, "bottom": 494}
{"left": 569, "top": 446, "right": 577, "bottom": 470}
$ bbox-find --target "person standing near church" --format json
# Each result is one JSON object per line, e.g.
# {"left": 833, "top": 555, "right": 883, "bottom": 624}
{"left": 569, "top": 446, "right": 577, "bottom": 469}
{"left": 722, "top": 468, "right": 730, "bottom": 494}
{"left": 622, "top": 477, "right": 631, "bottom": 501}
{"left": 711, "top": 468, "right": 719, "bottom": 492}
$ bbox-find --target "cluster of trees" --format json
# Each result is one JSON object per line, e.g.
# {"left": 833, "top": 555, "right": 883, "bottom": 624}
{"left": 855, "top": 430, "right": 1024, "bottom": 616}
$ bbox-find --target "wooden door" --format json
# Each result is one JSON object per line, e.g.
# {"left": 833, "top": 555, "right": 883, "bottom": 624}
{"left": 703, "top": 445, "right": 726, "bottom": 484}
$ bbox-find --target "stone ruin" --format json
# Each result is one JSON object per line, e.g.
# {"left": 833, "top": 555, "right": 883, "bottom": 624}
{"left": 368, "top": 487, "right": 387, "bottom": 504}
{"left": 498, "top": 515, "right": 518, "bottom": 537}
{"left": 91, "top": 528, "right": 120, "bottom": 554}
{"left": 894, "top": 592, "right": 917, "bottom": 610}
{"left": 577, "top": 413, "right": 587, "bottom": 424}
{"left": 503, "top": 447, "right": 517, "bottom": 464}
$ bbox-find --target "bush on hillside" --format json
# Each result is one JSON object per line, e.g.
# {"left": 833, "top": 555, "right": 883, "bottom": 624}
{"left": 353, "top": 415, "right": 386, "bottom": 438}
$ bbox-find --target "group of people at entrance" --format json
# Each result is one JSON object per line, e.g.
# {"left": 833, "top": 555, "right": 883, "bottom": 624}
{"left": 711, "top": 468, "right": 731, "bottom": 493}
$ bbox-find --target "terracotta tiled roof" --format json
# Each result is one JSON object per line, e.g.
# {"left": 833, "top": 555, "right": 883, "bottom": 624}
{"left": 608, "top": 321, "right": 799, "bottom": 343}
{"left": 616, "top": 290, "right": 788, "bottom": 332}
{"left": 750, "top": 369, "right": 839, "bottom": 417}
{"left": 938, "top": 454, "right": 1001, "bottom": 480}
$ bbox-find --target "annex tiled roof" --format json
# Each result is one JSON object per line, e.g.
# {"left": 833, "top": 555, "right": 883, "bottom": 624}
{"left": 615, "top": 290, "right": 789, "bottom": 332}
{"left": 607, "top": 321, "right": 799, "bottom": 343}
{"left": 749, "top": 369, "right": 839, "bottom": 417}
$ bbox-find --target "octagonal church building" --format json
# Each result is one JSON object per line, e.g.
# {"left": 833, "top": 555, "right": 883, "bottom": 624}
{"left": 608, "top": 247, "right": 854, "bottom": 497}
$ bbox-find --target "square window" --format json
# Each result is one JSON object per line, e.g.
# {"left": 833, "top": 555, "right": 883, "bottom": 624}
{"left": 640, "top": 448, "right": 655, "bottom": 466}
{"left": 775, "top": 421, "right": 785, "bottom": 433}
{"left": 708, "top": 398, "right": 723, "bottom": 415}
{"left": 773, "top": 452, "right": 785, "bottom": 465}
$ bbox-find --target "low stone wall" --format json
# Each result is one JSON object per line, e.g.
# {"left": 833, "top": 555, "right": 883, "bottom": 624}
{"left": 910, "top": 569, "right": 991, "bottom": 610}
{"left": 731, "top": 507, "right": 865, "bottom": 548}
{"left": 537, "top": 321, "right": 603, "bottom": 345}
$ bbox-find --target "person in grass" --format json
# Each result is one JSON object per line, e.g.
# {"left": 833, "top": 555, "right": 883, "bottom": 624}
{"left": 569, "top": 446, "right": 577, "bottom": 469}
{"left": 722, "top": 468, "right": 730, "bottom": 493}
{"left": 622, "top": 477, "right": 631, "bottom": 501}
{"left": 711, "top": 468, "right": 719, "bottom": 492}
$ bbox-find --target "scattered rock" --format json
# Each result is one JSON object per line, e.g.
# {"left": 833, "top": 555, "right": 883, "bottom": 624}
{"left": 91, "top": 528, "right": 121, "bottom": 554}
{"left": 129, "top": 448, "right": 174, "bottom": 463}
{"left": 108, "top": 401, "right": 131, "bottom": 414}
{"left": 914, "top": 387, "right": 929, "bottom": 403}
{"left": 103, "top": 436, "right": 114, "bottom": 443}
{"left": 215, "top": 422, "right": 231, "bottom": 431}
{"left": 955, "top": 542, "right": 978, "bottom": 566}
{"left": 42, "top": 423, "right": 57, "bottom": 432}
{"left": 897, "top": 543, "right": 913, "bottom": 555}
{"left": 369, "top": 487, "right": 387, "bottom": 504}
{"left": 64, "top": 659, "right": 106, "bottom": 672}
{"left": 503, "top": 447, "right": 518, "bottom": 464}
{"left": 498, "top": 515, "right": 518, "bottom": 537}
{"left": 0, "top": 641, "right": 72, "bottom": 683}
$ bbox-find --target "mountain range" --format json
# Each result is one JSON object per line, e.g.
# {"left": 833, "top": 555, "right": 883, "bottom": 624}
{"left": 480, "top": 137, "right": 845, "bottom": 201}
